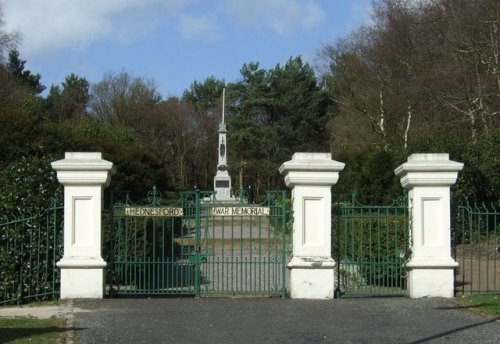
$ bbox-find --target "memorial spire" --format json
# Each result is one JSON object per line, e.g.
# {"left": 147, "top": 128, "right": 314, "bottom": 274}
{"left": 214, "top": 87, "right": 233, "bottom": 201}
{"left": 222, "top": 87, "right": 225, "bottom": 124}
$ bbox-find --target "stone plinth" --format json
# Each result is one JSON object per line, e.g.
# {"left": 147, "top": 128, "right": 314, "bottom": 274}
{"left": 279, "top": 153, "right": 345, "bottom": 299}
{"left": 52, "top": 152, "right": 114, "bottom": 299}
{"left": 395, "top": 153, "right": 463, "bottom": 298}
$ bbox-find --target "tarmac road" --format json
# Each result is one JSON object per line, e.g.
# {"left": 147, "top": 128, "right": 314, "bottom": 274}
{"left": 68, "top": 297, "right": 500, "bottom": 344}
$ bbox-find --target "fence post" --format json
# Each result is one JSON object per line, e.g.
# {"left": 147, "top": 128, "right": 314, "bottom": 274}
{"left": 395, "top": 153, "right": 463, "bottom": 298}
{"left": 52, "top": 152, "right": 114, "bottom": 299}
{"left": 279, "top": 153, "right": 345, "bottom": 299}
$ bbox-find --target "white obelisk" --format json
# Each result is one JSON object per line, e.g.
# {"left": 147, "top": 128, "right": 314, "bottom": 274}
{"left": 214, "top": 88, "right": 233, "bottom": 200}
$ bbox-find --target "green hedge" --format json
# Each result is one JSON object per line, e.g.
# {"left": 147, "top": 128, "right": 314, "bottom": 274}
{"left": 0, "top": 156, "right": 63, "bottom": 304}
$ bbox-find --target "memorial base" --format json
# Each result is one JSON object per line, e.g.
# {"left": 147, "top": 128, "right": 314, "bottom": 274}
{"left": 57, "top": 258, "right": 106, "bottom": 299}
{"left": 288, "top": 258, "right": 335, "bottom": 299}
{"left": 407, "top": 258, "right": 458, "bottom": 298}
{"left": 214, "top": 173, "right": 233, "bottom": 201}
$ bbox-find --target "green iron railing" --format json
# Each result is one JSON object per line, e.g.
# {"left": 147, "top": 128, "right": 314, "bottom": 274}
{"left": 453, "top": 202, "right": 500, "bottom": 295}
{"left": 108, "top": 187, "right": 289, "bottom": 298}
{"left": 0, "top": 198, "right": 63, "bottom": 305}
{"left": 332, "top": 193, "right": 410, "bottom": 297}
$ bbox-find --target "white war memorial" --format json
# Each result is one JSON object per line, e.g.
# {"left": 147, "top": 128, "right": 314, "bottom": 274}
{"left": 213, "top": 88, "right": 234, "bottom": 201}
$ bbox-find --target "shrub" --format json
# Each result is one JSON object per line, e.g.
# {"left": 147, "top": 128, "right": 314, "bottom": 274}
{"left": 0, "top": 156, "right": 61, "bottom": 219}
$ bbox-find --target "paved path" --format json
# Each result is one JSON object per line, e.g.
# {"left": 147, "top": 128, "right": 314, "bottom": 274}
{"left": 66, "top": 297, "right": 500, "bottom": 344}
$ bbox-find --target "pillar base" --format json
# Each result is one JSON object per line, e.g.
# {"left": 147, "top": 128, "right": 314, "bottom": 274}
{"left": 287, "top": 257, "right": 335, "bottom": 299}
{"left": 57, "top": 257, "right": 106, "bottom": 299}
{"left": 406, "top": 258, "right": 458, "bottom": 298}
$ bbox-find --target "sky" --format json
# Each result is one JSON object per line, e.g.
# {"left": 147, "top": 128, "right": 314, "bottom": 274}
{"left": 2, "top": 0, "right": 373, "bottom": 98}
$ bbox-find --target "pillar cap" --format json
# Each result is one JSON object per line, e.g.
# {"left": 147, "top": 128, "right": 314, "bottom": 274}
{"left": 394, "top": 153, "right": 463, "bottom": 188}
{"left": 395, "top": 154, "right": 463, "bottom": 173}
{"left": 51, "top": 152, "right": 114, "bottom": 185}
{"left": 279, "top": 153, "right": 345, "bottom": 187}
{"left": 51, "top": 152, "right": 113, "bottom": 171}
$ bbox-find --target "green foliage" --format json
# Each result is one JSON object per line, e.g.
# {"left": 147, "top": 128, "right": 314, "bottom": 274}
{"left": 268, "top": 57, "right": 330, "bottom": 151}
{"left": 0, "top": 156, "right": 61, "bottom": 218}
{"left": 411, "top": 128, "right": 500, "bottom": 204}
{"left": 72, "top": 115, "right": 137, "bottom": 148}
{"left": 46, "top": 73, "right": 89, "bottom": 121}
{"left": 6, "top": 50, "right": 45, "bottom": 94}
{"left": 0, "top": 157, "right": 63, "bottom": 305}
{"left": 0, "top": 67, "right": 48, "bottom": 165}
{"left": 333, "top": 146, "right": 403, "bottom": 204}
{"left": 183, "top": 76, "right": 225, "bottom": 115}
{"left": 227, "top": 57, "right": 330, "bottom": 193}
{"left": 455, "top": 130, "right": 500, "bottom": 203}
{"left": 110, "top": 147, "right": 167, "bottom": 199}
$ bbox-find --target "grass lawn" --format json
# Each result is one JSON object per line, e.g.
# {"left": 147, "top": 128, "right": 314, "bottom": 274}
{"left": 457, "top": 294, "right": 500, "bottom": 318}
{"left": 0, "top": 317, "right": 68, "bottom": 344}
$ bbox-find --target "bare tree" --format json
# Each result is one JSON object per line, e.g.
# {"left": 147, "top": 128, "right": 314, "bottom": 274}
{"left": 431, "top": 0, "right": 500, "bottom": 140}
{"left": 321, "top": 28, "right": 401, "bottom": 150}
{"left": 147, "top": 98, "right": 199, "bottom": 188}
{"left": 88, "top": 70, "right": 161, "bottom": 128}
{"left": 319, "top": 0, "right": 500, "bottom": 151}
{"left": 0, "top": 4, "right": 20, "bottom": 62}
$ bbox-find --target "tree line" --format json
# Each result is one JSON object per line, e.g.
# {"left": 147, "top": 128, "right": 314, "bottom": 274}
{"left": 0, "top": 0, "right": 498, "bottom": 212}
{"left": 320, "top": 0, "right": 499, "bottom": 203}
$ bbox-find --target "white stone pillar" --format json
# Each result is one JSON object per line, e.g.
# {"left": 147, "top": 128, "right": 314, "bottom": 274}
{"left": 52, "top": 152, "right": 114, "bottom": 299}
{"left": 395, "top": 153, "right": 463, "bottom": 298}
{"left": 279, "top": 153, "right": 345, "bottom": 299}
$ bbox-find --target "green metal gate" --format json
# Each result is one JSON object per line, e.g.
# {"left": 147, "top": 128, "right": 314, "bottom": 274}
{"left": 453, "top": 202, "right": 500, "bottom": 295}
{"left": 0, "top": 198, "right": 63, "bottom": 305}
{"left": 332, "top": 194, "right": 410, "bottom": 297}
{"left": 108, "top": 187, "right": 289, "bottom": 298}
